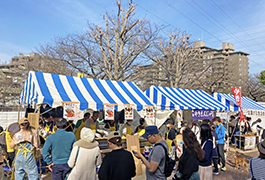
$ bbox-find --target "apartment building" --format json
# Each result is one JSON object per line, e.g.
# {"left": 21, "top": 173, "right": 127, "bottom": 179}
{"left": 134, "top": 41, "right": 249, "bottom": 93}
{"left": 193, "top": 41, "right": 249, "bottom": 93}
{"left": 0, "top": 53, "right": 68, "bottom": 110}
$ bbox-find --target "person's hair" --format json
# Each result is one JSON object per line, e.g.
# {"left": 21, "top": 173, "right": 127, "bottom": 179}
{"left": 139, "top": 118, "right": 145, "bottom": 125}
{"left": 22, "top": 121, "right": 32, "bottom": 134}
{"left": 50, "top": 111, "right": 58, "bottom": 119}
{"left": 39, "top": 118, "right": 44, "bottom": 126}
{"left": 0, "top": 126, "right": 3, "bottom": 133}
{"left": 93, "top": 111, "right": 100, "bottom": 116}
{"left": 230, "top": 115, "right": 235, "bottom": 119}
{"left": 259, "top": 152, "right": 265, "bottom": 159}
{"left": 42, "top": 113, "right": 50, "bottom": 119}
{"left": 108, "top": 137, "right": 122, "bottom": 147}
{"left": 246, "top": 117, "right": 251, "bottom": 121}
{"left": 257, "top": 119, "right": 262, "bottom": 123}
{"left": 84, "top": 112, "right": 90, "bottom": 118}
{"left": 55, "top": 118, "right": 68, "bottom": 129}
{"left": 182, "top": 128, "right": 204, "bottom": 160}
{"left": 209, "top": 122, "right": 215, "bottom": 131}
{"left": 200, "top": 124, "right": 213, "bottom": 142}
{"left": 213, "top": 117, "right": 221, "bottom": 123}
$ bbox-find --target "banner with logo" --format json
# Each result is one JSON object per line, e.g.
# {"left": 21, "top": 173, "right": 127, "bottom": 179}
{"left": 191, "top": 109, "right": 214, "bottom": 120}
{"left": 232, "top": 87, "right": 245, "bottom": 122}
{"left": 104, "top": 104, "right": 115, "bottom": 120}
{"left": 124, "top": 104, "right": 134, "bottom": 120}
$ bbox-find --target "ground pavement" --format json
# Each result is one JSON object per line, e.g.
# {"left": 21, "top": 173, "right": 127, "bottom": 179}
{"left": 0, "top": 146, "right": 258, "bottom": 180}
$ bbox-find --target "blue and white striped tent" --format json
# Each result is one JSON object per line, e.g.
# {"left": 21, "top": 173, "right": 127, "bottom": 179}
{"left": 212, "top": 92, "right": 265, "bottom": 111}
{"left": 19, "top": 71, "right": 154, "bottom": 111}
{"left": 145, "top": 86, "right": 227, "bottom": 111}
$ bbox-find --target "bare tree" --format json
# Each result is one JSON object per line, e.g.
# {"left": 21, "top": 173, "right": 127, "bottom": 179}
{"left": 245, "top": 74, "right": 265, "bottom": 101}
{"left": 39, "top": 0, "right": 158, "bottom": 81}
{"left": 143, "top": 30, "right": 208, "bottom": 88}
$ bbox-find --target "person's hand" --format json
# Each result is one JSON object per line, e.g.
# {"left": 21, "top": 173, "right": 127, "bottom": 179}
{"left": 132, "top": 151, "right": 142, "bottom": 159}
{"left": 48, "top": 131, "right": 53, "bottom": 135}
{"left": 48, "top": 163, "right": 54, "bottom": 172}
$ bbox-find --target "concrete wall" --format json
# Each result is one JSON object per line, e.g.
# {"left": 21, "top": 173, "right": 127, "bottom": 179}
{"left": 0, "top": 111, "right": 24, "bottom": 129}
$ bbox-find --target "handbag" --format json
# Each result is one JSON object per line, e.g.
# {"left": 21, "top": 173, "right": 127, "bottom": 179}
{"left": 65, "top": 147, "right": 80, "bottom": 180}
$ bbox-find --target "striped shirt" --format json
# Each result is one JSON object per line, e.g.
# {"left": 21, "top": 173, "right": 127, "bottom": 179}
{"left": 249, "top": 157, "right": 265, "bottom": 180}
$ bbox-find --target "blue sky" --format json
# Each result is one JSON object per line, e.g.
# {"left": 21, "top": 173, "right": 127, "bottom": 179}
{"left": 1, "top": 0, "right": 265, "bottom": 75}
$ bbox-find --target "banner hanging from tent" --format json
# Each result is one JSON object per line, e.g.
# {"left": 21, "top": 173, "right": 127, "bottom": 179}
{"left": 191, "top": 109, "right": 214, "bottom": 120}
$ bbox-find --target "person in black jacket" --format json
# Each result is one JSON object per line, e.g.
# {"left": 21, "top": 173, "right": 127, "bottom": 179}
{"left": 174, "top": 128, "right": 204, "bottom": 180}
{"left": 98, "top": 131, "right": 136, "bottom": 180}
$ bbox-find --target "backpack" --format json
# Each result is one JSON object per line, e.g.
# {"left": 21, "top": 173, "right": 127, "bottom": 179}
{"left": 154, "top": 143, "right": 176, "bottom": 177}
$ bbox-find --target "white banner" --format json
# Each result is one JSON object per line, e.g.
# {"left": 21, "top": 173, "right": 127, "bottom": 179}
{"left": 216, "top": 112, "right": 228, "bottom": 120}
{"left": 104, "top": 105, "right": 115, "bottom": 120}
{"left": 244, "top": 136, "right": 256, "bottom": 150}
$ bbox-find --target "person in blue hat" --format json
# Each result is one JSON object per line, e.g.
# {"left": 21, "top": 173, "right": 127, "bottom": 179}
{"left": 133, "top": 125, "right": 168, "bottom": 180}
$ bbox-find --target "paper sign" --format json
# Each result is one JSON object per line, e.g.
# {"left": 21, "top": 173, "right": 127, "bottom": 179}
{"left": 105, "top": 105, "right": 115, "bottom": 120}
{"left": 63, "top": 102, "right": 78, "bottom": 121}
{"left": 125, "top": 105, "right": 134, "bottom": 120}
{"left": 191, "top": 109, "right": 214, "bottom": 120}
{"left": 145, "top": 106, "right": 154, "bottom": 121}
{"left": 244, "top": 136, "right": 256, "bottom": 150}
{"left": 28, "top": 113, "right": 39, "bottom": 129}
{"left": 216, "top": 112, "right": 228, "bottom": 120}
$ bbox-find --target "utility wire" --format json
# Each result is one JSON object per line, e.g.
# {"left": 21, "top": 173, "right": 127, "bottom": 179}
{"left": 160, "top": 0, "right": 265, "bottom": 69}
{"left": 187, "top": 0, "right": 265, "bottom": 69}
{"left": 210, "top": 0, "right": 265, "bottom": 56}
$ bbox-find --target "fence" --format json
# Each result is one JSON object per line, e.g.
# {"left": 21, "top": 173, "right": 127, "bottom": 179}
{"left": 0, "top": 111, "right": 25, "bottom": 129}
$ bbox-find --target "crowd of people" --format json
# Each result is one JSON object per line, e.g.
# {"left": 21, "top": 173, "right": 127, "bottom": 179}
{"left": 1, "top": 110, "right": 265, "bottom": 180}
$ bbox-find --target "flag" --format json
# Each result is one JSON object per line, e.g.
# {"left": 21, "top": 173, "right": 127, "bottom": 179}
{"left": 232, "top": 87, "right": 245, "bottom": 122}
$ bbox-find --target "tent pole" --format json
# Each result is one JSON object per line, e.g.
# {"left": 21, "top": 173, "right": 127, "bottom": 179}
{"left": 155, "top": 109, "right": 157, "bottom": 126}
{"left": 18, "top": 102, "right": 21, "bottom": 121}
{"left": 239, "top": 125, "right": 242, "bottom": 150}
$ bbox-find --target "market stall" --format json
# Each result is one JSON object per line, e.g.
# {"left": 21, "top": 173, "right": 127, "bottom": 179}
{"left": 18, "top": 71, "right": 157, "bottom": 175}
{"left": 212, "top": 92, "right": 265, "bottom": 126}
{"left": 145, "top": 85, "right": 228, "bottom": 128}
{"left": 212, "top": 92, "right": 265, "bottom": 149}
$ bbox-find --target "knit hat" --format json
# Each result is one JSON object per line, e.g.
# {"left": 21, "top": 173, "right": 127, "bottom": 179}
{"left": 80, "top": 127, "right": 96, "bottom": 143}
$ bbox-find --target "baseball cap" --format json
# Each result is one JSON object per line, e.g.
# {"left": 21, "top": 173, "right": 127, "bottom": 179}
{"left": 107, "top": 131, "right": 121, "bottom": 141}
{"left": 141, "top": 126, "right": 159, "bottom": 139}
{"left": 19, "top": 118, "right": 29, "bottom": 125}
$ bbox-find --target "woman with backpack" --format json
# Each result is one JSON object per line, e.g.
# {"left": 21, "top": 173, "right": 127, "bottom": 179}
{"left": 199, "top": 124, "right": 213, "bottom": 180}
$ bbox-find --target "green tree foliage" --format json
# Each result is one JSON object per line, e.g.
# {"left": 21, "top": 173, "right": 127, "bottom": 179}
{"left": 258, "top": 71, "right": 265, "bottom": 85}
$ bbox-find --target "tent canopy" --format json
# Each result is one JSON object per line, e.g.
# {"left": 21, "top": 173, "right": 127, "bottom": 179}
{"left": 19, "top": 71, "right": 154, "bottom": 111}
{"left": 145, "top": 86, "right": 227, "bottom": 111}
{"left": 212, "top": 92, "right": 265, "bottom": 111}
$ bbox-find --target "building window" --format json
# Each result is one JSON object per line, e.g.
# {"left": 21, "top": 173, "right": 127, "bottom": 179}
{"left": 239, "top": 58, "right": 241, "bottom": 61}
{"left": 203, "top": 56, "right": 206, "bottom": 59}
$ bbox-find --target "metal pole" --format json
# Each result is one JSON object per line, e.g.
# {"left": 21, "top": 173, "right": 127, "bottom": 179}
{"left": 239, "top": 124, "right": 242, "bottom": 150}
{"left": 18, "top": 102, "right": 21, "bottom": 121}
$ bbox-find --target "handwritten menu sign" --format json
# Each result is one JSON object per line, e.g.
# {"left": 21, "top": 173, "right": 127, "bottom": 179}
{"left": 105, "top": 104, "right": 115, "bottom": 120}
{"left": 145, "top": 106, "right": 154, "bottom": 121}
{"left": 125, "top": 105, "right": 134, "bottom": 120}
